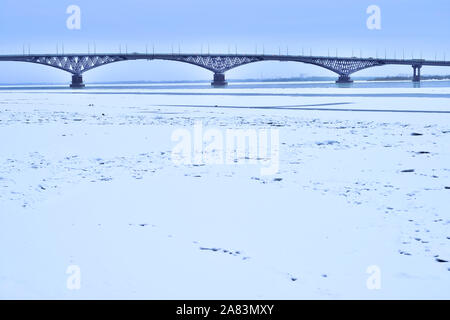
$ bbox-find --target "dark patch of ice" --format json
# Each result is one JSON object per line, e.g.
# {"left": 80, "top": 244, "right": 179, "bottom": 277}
{"left": 200, "top": 247, "right": 220, "bottom": 252}
{"left": 316, "top": 140, "right": 340, "bottom": 146}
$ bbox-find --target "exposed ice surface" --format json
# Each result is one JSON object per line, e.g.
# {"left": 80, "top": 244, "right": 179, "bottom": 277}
{"left": 0, "top": 84, "right": 449, "bottom": 299}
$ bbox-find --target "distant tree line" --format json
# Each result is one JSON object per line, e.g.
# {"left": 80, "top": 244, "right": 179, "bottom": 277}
{"left": 370, "top": 75, "right": 450, "bottom": 81}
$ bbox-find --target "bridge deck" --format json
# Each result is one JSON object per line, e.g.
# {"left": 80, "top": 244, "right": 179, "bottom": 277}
{"left": 0, "top": 53, "right": 448, "bottom": 87}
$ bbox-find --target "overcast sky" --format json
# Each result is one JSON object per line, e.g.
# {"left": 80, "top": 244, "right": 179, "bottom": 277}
{"left": 0, "top": 0, "right": 449, "bottom": 83}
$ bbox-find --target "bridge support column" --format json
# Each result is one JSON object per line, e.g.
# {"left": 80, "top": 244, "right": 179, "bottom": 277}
{"left": 412, "top": 65, "right": 422, "bottom": 82}
{"left": 211, "top": 73, "right": 228, "bottom": 87}
{"left": 70, "top": 74, "right": 85, "bottom": 88}
{"left": 336, "top": 75, "right": 353, "bottom": 83}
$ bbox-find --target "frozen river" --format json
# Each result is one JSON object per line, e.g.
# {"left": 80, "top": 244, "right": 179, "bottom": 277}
{"left": 0, "top": 81, "right": 449, "bottom": 299}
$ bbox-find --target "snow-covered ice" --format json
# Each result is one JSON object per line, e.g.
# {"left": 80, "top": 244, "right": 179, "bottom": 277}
{"left": 0, "top": 83, "right": 449, "bottom": 299}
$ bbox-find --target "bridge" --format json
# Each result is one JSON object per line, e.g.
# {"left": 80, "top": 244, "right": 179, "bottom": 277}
{"left": 0, "top": 52, "right": 449, "bottom": 88}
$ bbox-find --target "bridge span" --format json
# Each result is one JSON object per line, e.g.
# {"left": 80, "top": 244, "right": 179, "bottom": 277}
{"left": 0, "top": 53, "right": 449, "bottom": 88}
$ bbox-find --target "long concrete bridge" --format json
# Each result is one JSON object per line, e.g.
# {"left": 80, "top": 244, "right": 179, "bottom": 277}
{"left": 0, "top": 52, "right": 449, "bottom": 88}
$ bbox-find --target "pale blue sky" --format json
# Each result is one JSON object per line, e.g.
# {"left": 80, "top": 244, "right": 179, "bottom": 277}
{"left": 0, "top": 0, "right": 449, "bottom": 83}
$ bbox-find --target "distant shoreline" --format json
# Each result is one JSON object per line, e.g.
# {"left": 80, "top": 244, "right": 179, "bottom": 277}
{"left": 1, "top": 75, "right": 450, "bottom": 86}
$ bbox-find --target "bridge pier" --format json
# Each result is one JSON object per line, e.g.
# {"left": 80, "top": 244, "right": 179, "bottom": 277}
{"left": 412, "top": 65, "right": 422, "bottom": 82}
{"left": 70, "top": 74, "right": 85, "bottom": 88}
{"left": 336, "top": 75, "right": 353, "bottom": 84}
{"left": 211, "top": 73, "right": 228, "bottom": 87}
